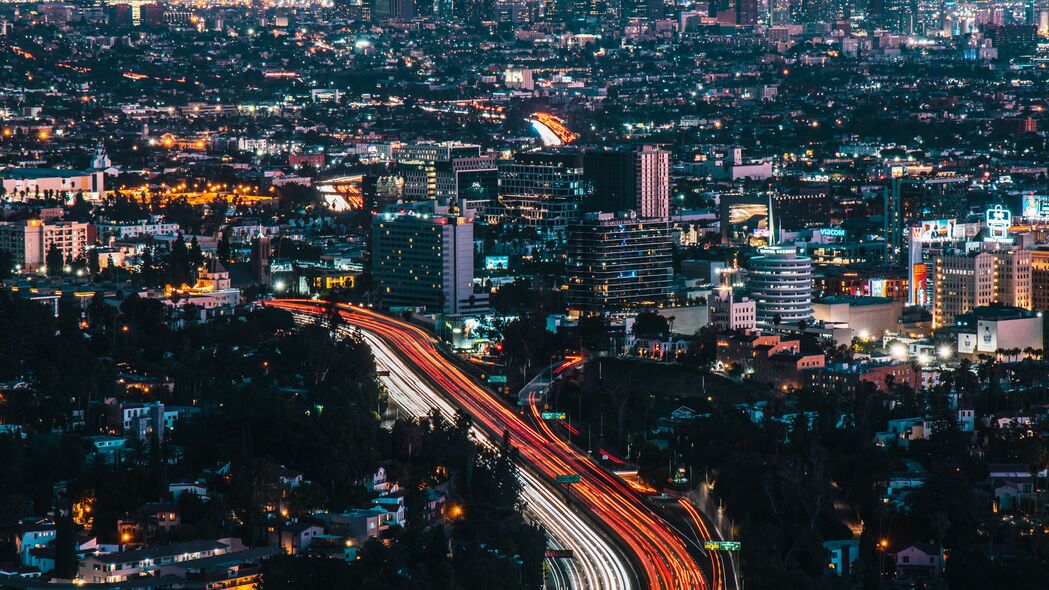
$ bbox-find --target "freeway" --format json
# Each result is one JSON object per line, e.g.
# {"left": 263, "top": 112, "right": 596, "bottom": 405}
{"left": 523, "top": 357, "right": 733, "bottom": 590}
{"left": 352, "top": 324, "right": 633, "bottom": 590}
{"left": 267, "top": 299, "right": 707, "bottom": 590}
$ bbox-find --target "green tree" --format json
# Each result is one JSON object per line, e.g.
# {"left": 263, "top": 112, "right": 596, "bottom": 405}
{"left": 46, "top": 246, "right": 64, "bottom": 276}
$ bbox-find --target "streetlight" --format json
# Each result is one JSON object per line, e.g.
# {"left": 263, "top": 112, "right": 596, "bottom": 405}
{"left": 938, "top": 345, "right": 952, "bottom": 360}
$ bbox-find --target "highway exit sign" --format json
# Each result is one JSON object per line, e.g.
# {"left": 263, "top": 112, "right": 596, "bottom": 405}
{"left": 704, "top": 541, "right": 741, "bottom": 551}
{"left": 487, "top": 375, "right": 508, "bottom": 384}
{"left": 556, "top": 474, "right": 581, "bottom": 484}
{"left": 541, "top": 412, "right": 567, "bottom": 420}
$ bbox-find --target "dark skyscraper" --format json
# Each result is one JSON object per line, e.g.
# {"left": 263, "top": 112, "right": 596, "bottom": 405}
{"left": 737, "top": 0, "right": 759, "bottom": 24}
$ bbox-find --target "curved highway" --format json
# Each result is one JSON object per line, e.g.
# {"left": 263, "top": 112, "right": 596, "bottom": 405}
{"left": 267, "top": 299, "right": 707, "bottom": 590}
{"left": 356, "top": 325, "right": 633, "bottom": 590}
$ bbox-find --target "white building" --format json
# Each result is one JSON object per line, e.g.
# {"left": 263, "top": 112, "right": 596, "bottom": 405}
{"left": 746, "top": 246, "right": 814, "bottom": 327}
{"left": 709, "top": 286, "right": 757, "bottom": 331}
{"left": 635, "top": 145, "right": 670, "bottom": 220}
{"left": 0, "top": 219, "right": 90, "bottom": 271}
{"left": 97, "top": 217, "right": 180, "bottom": 242}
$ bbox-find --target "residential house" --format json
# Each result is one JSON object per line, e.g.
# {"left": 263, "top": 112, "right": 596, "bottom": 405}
{"left": 76, "top": 538, "right": 243, "bottom": 584}
{"left": 895, "top": 542, "right": 943, "bottom": 580}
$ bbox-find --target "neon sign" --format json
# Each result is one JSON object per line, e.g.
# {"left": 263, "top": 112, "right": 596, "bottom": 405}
{"left": 984, "top": 205, "right": 1012, "bottom": 242}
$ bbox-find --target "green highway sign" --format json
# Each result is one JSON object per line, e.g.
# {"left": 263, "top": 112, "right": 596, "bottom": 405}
{"left": 541, "top": 412, "right": 567, "bottom": 420}
{"left": 555, "top": 474, "right": 581, "bottom": 484}
{"left": 488, "top": 375, "right": 508, "bottom": 384}
{"left": 704, "top": 541, "right": 741, "bottom": 551}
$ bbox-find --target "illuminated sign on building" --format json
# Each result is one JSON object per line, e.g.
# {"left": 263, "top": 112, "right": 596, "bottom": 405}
{"left": 911, "top": 263, "right": 928, "bottom": 307}
{"left": 318, "top": 175, "right": 365, "bottom": 212}
{"left": 485, "top": 255, "right": 509, "bottom": 270}
{"left": 870, "top": 278, "right": 887, "bottom": 298}
{"left": 820, "top": 228, "right": 846, "bottom": 237}
{"left": 984, "top": 205, "right": 1012, "bottom": 242}
{"left": 1022, "top": 194, "right": 1049, "bottom": 220}
{"left": 911, "top": 219, "right": 956, "bottom": 243}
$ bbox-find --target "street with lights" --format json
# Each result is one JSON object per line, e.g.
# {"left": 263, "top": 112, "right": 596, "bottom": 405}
{"left": 266, "top": 299, "right": 723, "bottom": 590}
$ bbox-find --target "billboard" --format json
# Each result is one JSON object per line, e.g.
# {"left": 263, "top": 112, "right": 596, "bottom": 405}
{"left": 977, "top": 320, "right": 998, "bottom": 353}
{"left": 318, "top": 176, "right": 365, "bottom": 211}
{"left": 870, "top": 278, "right": 887, "bottom": 298}
{"left": 1022, "top": 194, "right": 1049, "bottom": 220}
{"left": 485, "top": 255, "right": 509, "bottom": 270}
{"left": 911, "top": 263, "right": 928, "bottom": 307}
{"left": 911, "top": 219, "right": 956, "bottom": 243}
{"left": 958, "top": 332, "right": 976, "bottom": 355}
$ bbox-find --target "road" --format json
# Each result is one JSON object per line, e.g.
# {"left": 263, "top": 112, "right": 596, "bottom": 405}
{"left": 267, "top": 299, "right": 707, "bottom": 590}
{"left": 354, "top": 324, "right": 633, "bottom": 590}
{"left": 523, "top": 357, "right": 734, "bottom": 590}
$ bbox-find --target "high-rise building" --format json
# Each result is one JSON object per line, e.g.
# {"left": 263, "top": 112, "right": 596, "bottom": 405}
{"left": 0, "top": 219, "right": 90, "bottom": 271}
{"left": 565, "top": 212, "right": 673, "bottom": 310}
{"left": 498, "top": 152, "right": 587, "bottom": 240}
{"left": 984, "top": 24, "right": 1038, "bottom": 59}
{"left": 372, "top": 205, "right": 488, "bottom": 315}
{"left": 884, "top": 176, "right": 968, "bottom": 264}
{"left": 634, "top": 146, "right": 670, "bottom": 219}
{"left": 737, "top": 0, "right": 759, "bottom": 24}
{"left": 746, "top": 246, "right": 814, "bottom": 327}
{"left": 931, "top": 247, "right": 1032, "bottom": 329}
{"left": 395, "top": 143, "right": 494, "bottom": 203}
{"left": 869, "top": 0, "right": 918, "bottom": 33}
{"left": 1031, "top": 247, "right": 1049, "bottom": 311}
{"left": 584, "top": 145, "right": 669, "bottom": 219}
{"left": 773, "top": 187, "right": 835, "bottom": 231}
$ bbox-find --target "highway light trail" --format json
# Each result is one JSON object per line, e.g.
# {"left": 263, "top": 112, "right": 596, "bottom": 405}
{"left": 679, "top": 499, "right": 725, "bottom": 590}
{"left": 292, "top": 312, "right": 632, "bottom": 590}
{"left": 270, "top": 300, "right": 706, "bottom": 590}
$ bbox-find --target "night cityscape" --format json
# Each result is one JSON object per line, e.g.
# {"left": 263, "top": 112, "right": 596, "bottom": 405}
{"left": 0, "top": 0, "right": 1047, "bottom": 588}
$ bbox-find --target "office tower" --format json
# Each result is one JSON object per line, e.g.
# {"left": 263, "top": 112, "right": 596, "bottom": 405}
{"left": 396, "top": 143, "right": 492, "bottom": 202}
{"left": 565, "top": 212, "right": 673, "bottom": 310}
{"left": 772, "top": 187, "right": 835, "bottom": 230}
{"left": 498, "top": 152, "right": 587, "bottom": 240}
{"left": 884, "top": 176, "right": 968, "bottom": 265}
{"left": 372, "top": 206, "right": 489, "bottom": 315}
{"left": 869, "top": 0, "right": 918, "bottom": 33}
{"left": 746, "top": 246, "right": 814, "bottom": 327}
{"left": 584, "top": 145, "right": 669, "bottom": 219}
{"left": 931, "top": 247, "right": 1032, "bottom": 329}
{"left": 635, "top": 146, "right": 670, "bottom": 219}
{"left": 984, "top": 24, "right": 1038, "bottom": 59}
{"left": 373, "top": 0, "right": 415, "bottom": 20}
{"left": 1031, "top": 247, "right": 1049, "bottom": 311}
{"left": 0, "top": 220, "right": 90, "bottom": 271}
{"left": 456, "top": 0, "right": 494, "bottom": 20}
{"left": 737, "top": 0, "right": 759, "bottom": 24}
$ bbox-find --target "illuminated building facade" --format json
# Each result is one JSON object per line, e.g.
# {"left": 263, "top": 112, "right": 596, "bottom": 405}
{"left": 498, "top": 152, "right": 586, "bottom": 240}
{"left": 746, "top": 246, "right": 814, "bottom": 327}
{"left": 931, "top": 247, "right": 1032, "bottom": 329}
{"left": 0, "top": 220, "right": 89, "bottom": 271}
{"left": 884, "top": 176, "right": 968, "bottom": 265}
{"left": 709, "top": 287, "right": 757, "bottom": 331}
{"left": 583, "top": 145, "right": 669, "bottom": 219}
{"left": 372, "top": 207, "right": 488, "bottom": 315}
{"left": 1031, "top": 247, "right": 1049, "bottom": 311}
{"left": 565, "top": 212, "right": 673, "bottom": 310}
{"left": 395, "top": 143, "right": 492, "bottom": 202}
